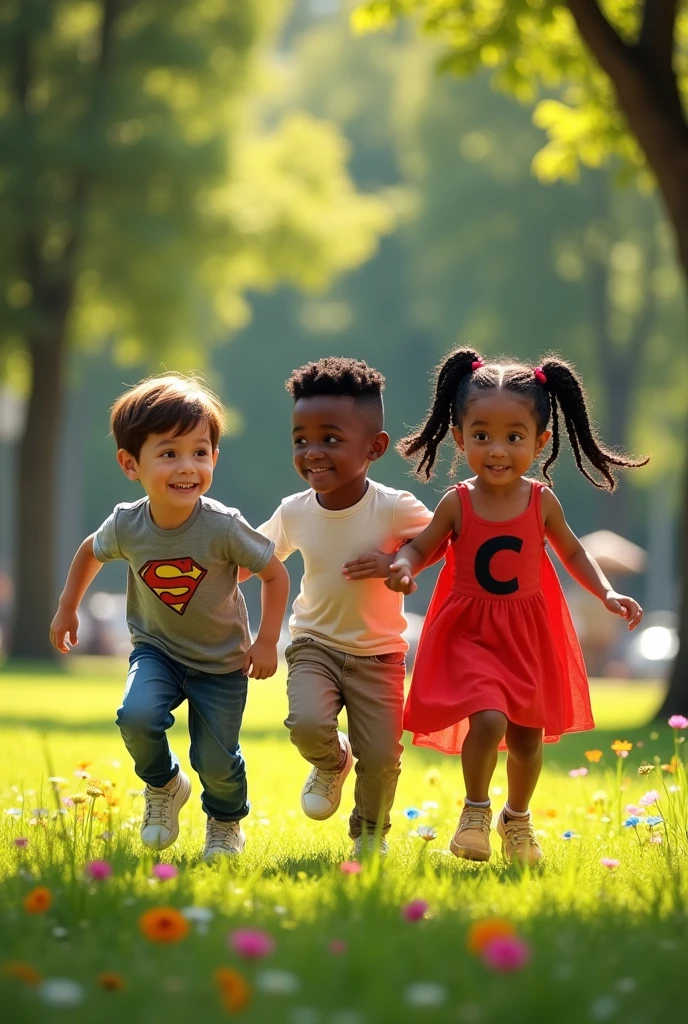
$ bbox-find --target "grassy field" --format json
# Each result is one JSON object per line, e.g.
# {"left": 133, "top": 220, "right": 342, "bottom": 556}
{"left": 0, "top": 660, "right": 686, "bottom": 1024}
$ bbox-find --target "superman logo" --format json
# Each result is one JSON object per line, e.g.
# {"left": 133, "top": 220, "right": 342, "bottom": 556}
{"left": 138, "top": 558, "right": 207, "bottom": 615}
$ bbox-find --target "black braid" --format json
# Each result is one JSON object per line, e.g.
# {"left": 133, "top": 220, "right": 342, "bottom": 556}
{"left": 396, "top": 348, "right": 483, "bottom": 479}
{"left": 541, "top": 391, "right": 560, "bottom": 487}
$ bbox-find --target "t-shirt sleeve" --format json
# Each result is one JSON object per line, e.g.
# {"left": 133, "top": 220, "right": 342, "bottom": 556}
{"left": 256, "top": 504, "right": 295, "bottom": 563}
{"left": 92, "top": 509, "right": 123, "bottom": 563}
{"left": 226, "top": 514, "right": 275, "bottom": 574}
{"left": 392, "top": 490, "right": 434, "bottom": 545}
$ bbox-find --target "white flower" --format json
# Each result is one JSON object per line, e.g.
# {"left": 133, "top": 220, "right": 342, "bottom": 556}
{"left": 38, "top": 979, "right": 85, "bottom": 1007}
{"left": 415, "top": 825, "right": 438, "bottom": 842}
{"left": 421, "top": 800, "right": 439, "bottom": 810}
{"left": 257, "top": 970, "right": 300, "bottom": 995}
{"left": 181, "top": 906, "right": 213, "bottom": 924}
{"left": 74, "top": 770, "right": 90, "bottom": 779}
{"left": 4, "top": 808, "right": 22, "bottom": 817}
{"left": 404, "top": 982, "right": 448, "bottom": 1007}
{"left": 589, "top": 996, "right": 618, "bottom": 1021}
{"left": 32, "top": 808, "right": 49, "bottom": 818}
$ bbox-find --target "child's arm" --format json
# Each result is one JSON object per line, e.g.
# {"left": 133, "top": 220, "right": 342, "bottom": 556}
{"left": 241, "top": 554, "right": 290, "bottom": 679}
{"left": 50, "top": 535, "right": 104, "bottom": 653}
{"left": 541, "top": 489, "right": 643, "bottom": 630}
{"left": 342, "top": 542, "right": 447, "bottom": 582}
{"left": 386, "top": 490, "right": 459, "bottom": 595}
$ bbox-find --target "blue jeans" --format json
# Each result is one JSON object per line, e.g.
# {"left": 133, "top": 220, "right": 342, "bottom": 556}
{"left": 116, "top": 643, "right": 249, "bottom": 822}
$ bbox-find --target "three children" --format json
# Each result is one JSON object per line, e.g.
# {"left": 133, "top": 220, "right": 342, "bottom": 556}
{"left": 51, "top": 352, "right": 645, "bottom": 864}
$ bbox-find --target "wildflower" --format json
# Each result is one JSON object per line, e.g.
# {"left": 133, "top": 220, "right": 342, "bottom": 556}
{"left": 85, "top": 859, "right": 112, "bottom": 881}
{"left": 639, "top": 790, "right": 659, "bottom": 806}
{"left": 403, "top": 807, "right": 421, "bottom": 820}
{"left": 403, "top": 899, "right": 429, "bottom": 922}
{"left": 585, "top": 750, "right": 603, "bottom": 763}
{"left": 421, "top": 800, "right": 439, "bottom": 810}
{"left": 669, "top": 784, "right": 681, "bottom": 792}
{"left": 74, "top": 770, "right": 90, "bottom": 779}
{"left": 650, "top": 834, "right": 663, "bottom": 844}
{"left": 0, "top": 961, "right": 41, "bottom": 985}
{"left": 98, "top": 972, "right": 126, "bottom": 991}
{"left": 214, "top": 967, "right": 251, "bottom": 1012}
{"left": 69, "top": 793, "right": 88, "bottom": 805}
{"left": 425, "top": 769, "right": 441, "bottom": 785}
{"left": 561, "top": 830, "right": 579, "bottom": 840}
{"left": 638, "top": 765, "right": 654, "bottom": 775}
{"left": 182, "top": 906, "right": 213, "bottom": 926}
{"left": 13, "top": 837, "right": 28, "bottom": 849}
{"left": 139, "top": 907, "right": 190, "bottom": 943}
{"left": 329, "top": 939, "right": 347, "bottom": 955}
{"left": 622, "top": 816, "right": 640, "bottom": 827}
{"left": 568, "top": 768, "right": 588, "bottom": 778}
{"left": 228, "top": 929, "right": 275, "bottom": 959}
{"left": 404, "top": 982, "right": 448, "bottom": 1007}
{"left": 257, "top": 970, "right": 300, "bottom": 995}
{"left": 600, "top": 858, "right": 620, "bottom": 870}
{"left": 611, "top": 740, "right": 633, "bottom": 756}
{"left": 4, "top": 808, "right": 22, "bottom": 817}
{"left": 668, "top": 715, "right": 688, "bottom": 729}
{"left": 415, "top": 826, "right": 438, "bottom": 842}
{"left": 48, "top": 777, "right": 68, "bottom": 785}
{"left": 481, "top": 935, "right": 530, "bottom": 972}
{"left": 339, "top": 861, "right": 362, "bottom": 875}
{"left": 23, "top": 887, "right": 52, "bottom": 914}
{"left": 544, "top": 808, "right": 558, "bottom": 818}
{"left": 86, "top": 784, "right": 104, "bottom": 798}
{"left": 75, "top": 760, "right": 92, "bottom": 770}
{"left": 645, "top": 816, "right": 663, "bottom": 827}
{"left": 152, "top": 864, "right": 178, "bottom": 881}
{"left": 466, "top": 919, "right": 515, "bottom": 954}
{"left": 662, "top": 756, "right": 679, "bottom": 773}
{"left": 624, "top": 804, "right": 645, "bottom": 817}
{"left": 38, "top": 979, "right": 85, "bottom": 1007}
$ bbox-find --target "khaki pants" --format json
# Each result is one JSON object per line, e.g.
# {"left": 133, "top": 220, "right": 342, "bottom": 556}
{"left": 284, "top": 638, "right": 405, "bottom": 839}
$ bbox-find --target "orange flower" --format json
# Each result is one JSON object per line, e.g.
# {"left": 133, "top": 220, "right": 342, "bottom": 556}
{"left": 139, "top": 907, "right": 190, "bottom": 944}
{"left": 611, "top": 740, "right": 633, "bottom": 754}
{"left": 544, "top": 808, "right": 558, "bottom": 819}
{"left": 662, "top": 756, "right": 679, "bottom": 774}
{"left": 466, "top": 918, "right": 516, "bottom": 954}
{"left": 75, "top": 761, "right": 92, "bottom": 770}
{"left": 214, "top": 967, "right": 251, "bottom": 1012}
{"left": 585, "top": 750, "right": 603, "bottom": 763}
{"left": 0, "top": 961, "right": 42, "bottom": 985}
{"left": 23, "top": 887, "right": 52, "bottom": 914}
{"left": 98, "top": 972, "right": 126, "bottom": 991}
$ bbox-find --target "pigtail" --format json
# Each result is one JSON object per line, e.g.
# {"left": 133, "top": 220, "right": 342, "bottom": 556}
{"left": 539, "top": 357, "right": 649, "bottom": 491}
{"left": 397, "top": 348, "right": 482, "bottom": 479}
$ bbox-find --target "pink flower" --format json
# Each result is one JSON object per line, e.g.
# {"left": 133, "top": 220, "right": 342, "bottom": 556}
{"left": 13, "top": 837, "right": 29, "bottom": 848}
{"left": 339, "top": 861, "right": 362, "bottom": 875}
{"left": 600, "top": 858, "right": 620, "bottom": 870}
{"left": 329, "top": 939, "right": 347, "bottom": 955}
{"left": 152, "top": 864, "right": 178, "bottom": 881}
{"left": 639, "top": 790, "right": 659, "bottom": 807}
{"left": 668, "top": 715, "right": 688, "bottom": 730}
{"left": 403, "top": 900, "right": 429, "bottom": 922}
{"left": 228, "top": 929, "right": 275, "bottom": 959}
{"left": 568, "top": 768, "right": 588, "bottom": 778}
{"left": 481, "top": 935, "right": 530, "bottom": 972}
{"left": 85, "top": 859, "right": 112, "bottom": 881}
{"left": 624, "top": 804, "right": 644, "bottom": 817}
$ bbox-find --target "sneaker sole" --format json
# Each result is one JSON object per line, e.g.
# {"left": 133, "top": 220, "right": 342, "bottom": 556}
{"left": 301, "top": 732, "right": 353, "bottom": 821}
{"left": 141, "top": 771, "right": 191, "bottom": 850}
{"left": 449, "top": 838, "right": 492, "bottom": 862}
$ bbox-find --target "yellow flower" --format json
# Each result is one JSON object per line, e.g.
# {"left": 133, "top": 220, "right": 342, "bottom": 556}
{"left": 638, "top": 765, "right": 654, "bottom": 776}
{"left": 0, "top": 961, "right": 42, "bottom": 985}
{"left": 98, "top": 972, "right": 126, "bottom": 991}
{"left": 139, "top": 907, "right": 190, "bottom": 944}
{"left": 611, "top": 740, "right": 633, "bottom": 756}
{"left": 214, "top": 967, "right": 251, "bottom": 1012}
{"left": 466, "top": 918, "right": 516, "bottom": 954}
{"left": 585, "top": 750, "right": 603, "bottom": 763}
{"left": 661, "top": 756, "right": 679, "bottom": 774}
{"left": 23, "top": 887, "right": 53, "bottom": 914}
{"left": 86, "top": 784, "right": 104, "bottom": 798}
{"left": 69, "top": 793, "right": 88, "bottom": 805}
{"left": 75, "top": 761, "right": 92, "bottom": 770}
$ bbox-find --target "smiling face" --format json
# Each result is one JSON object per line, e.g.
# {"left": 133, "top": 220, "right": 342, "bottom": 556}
{"left": 291, "top": 395, "right": 389, "bottom": 508}
{"left": 453, "top": 390, "right": 550, "bottom": 486}
{"left": 117, "top": 419, "right": 219, "bottom": 514}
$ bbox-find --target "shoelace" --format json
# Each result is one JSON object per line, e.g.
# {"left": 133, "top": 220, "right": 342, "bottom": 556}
{"left": 305, "top": 768, "right": 339, "bottom": 799}
{"left": 143, "top": 786, "right": 172, "bottom": 827}
{"left": 503, "top": 817, "right": 537, "bottom": 847}
{"left": 206, "top": 819, "right": 241, "bottom": 850}
{"left": 460, "top": 807, "right": 491, "bottom": 834}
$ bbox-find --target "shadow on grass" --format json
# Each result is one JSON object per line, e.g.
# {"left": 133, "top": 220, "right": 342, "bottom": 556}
{"left": 0, "top": 713, "right": 288, "bottom": 742}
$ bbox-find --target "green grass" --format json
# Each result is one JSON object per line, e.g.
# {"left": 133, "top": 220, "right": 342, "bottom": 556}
{"left": 0, "top": 661, "right": 686, "bottom": 1024}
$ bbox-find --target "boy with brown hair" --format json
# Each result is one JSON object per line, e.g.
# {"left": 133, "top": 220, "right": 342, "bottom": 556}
{"left": 50, "top": 373, "right": 289, "bottom": 861}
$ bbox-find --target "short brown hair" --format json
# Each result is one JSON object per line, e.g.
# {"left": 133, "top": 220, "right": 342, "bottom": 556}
{"left": 110, "top": 373, "right": 225, "bottom": 459}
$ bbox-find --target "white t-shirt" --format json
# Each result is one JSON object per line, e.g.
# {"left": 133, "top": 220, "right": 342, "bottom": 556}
{"left": 258, "top": 480, "right": 432, "bottom": 656}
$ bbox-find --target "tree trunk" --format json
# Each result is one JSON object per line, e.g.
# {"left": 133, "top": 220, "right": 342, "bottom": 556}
{"left": 10, "top": 330, "right": 66, "bottom": 659}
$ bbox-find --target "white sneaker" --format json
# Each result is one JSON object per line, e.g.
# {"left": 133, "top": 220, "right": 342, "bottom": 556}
{"left": 301, "top": 732, "right": 353, "bottom": 820}
{"left": 140, "top": 770, "right": 191, "bottom": 850}
{"left": 202, "top": 818, "right": 246, "bottom": 861}
{"left": 353, "top": 835, "right": 389, "bottom": 860}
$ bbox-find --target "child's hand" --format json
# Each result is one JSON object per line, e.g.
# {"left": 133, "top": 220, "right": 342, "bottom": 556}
{"left": 604, "top": 591, "right": 643, "bottom": 630}
{"left": 342, "top": 551, "right": 393, "bottom": 581}
{"left": 385, "top": 559, "right": 417, "bottom": 595}
{"left": 50, "top": 606, "right": 79, "bottom": 653}
{"left": 242, "top": 638, "right": 278, "bottom": 679}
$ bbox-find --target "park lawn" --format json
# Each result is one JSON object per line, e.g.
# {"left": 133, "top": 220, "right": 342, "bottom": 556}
{"left": 0, "top": 661, "right": 685, "bottom": 1024}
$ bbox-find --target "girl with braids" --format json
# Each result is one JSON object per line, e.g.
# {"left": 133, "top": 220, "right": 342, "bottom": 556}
{"left": 386, "top": 348, "right": 647, "bottom": 865}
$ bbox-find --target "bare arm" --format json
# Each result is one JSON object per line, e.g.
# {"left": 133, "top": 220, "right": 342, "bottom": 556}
{"left": 50, "top": 534, "right": 104, "bottom": 653}
{"left": 386, "top": 490, "right": 460, "bottom": 595}
{"left": 542, "top": 489, "right": 643, "bottom": 630}
{"left": 241, "top": 554, "right": 290, "bottom": 679}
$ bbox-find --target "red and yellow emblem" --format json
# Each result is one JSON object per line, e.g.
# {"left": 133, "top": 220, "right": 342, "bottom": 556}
{"left": 138, "top": 558, "right": 207, "bottom": 615}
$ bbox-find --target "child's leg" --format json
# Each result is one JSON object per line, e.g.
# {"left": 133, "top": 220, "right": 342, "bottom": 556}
{"left": 503, "top": 723, "right": 543, "bottom": 813}
{"left": 342, "top": 652, "right": 405, "bottom": 843}
{"left": 461, "top": 710, "right": 508, "bottom": 803}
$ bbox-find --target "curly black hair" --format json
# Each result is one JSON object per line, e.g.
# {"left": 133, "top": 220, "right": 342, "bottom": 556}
{"left": 286, "top": 357, "right": 385, "bottom": 429}
{"left": 398, "top": 347, "right": 649, "bottom": 489}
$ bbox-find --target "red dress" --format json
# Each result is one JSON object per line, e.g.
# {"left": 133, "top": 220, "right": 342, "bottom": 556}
{"left": 404, "top": 480, "right": 593, "bottom": 754}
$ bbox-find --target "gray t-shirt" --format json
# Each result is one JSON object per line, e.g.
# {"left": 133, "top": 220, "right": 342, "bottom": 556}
{"left": 93, "top": 496, "right": 274, "bottom": 674}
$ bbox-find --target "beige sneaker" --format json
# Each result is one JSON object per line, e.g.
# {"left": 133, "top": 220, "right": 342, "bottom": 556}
{"left": 353, "top": 835, "right": 389, "bottom": 860}
{"left": 301, "top": 732, "right": 353, "bottom": 820}
{"left": 141, "top": 770, "right": 191, "bottom": 850}
{"left": 496, "top": 809, "right": 543, "bottom": 865}
{"left": 202, "top": 818, "right": 246, "bottom": 861}
{"left": 450, "top": 804, "right": 492, "bottom": 861}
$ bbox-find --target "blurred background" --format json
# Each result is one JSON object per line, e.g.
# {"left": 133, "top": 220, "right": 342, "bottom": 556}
{"left": 0, "top": 0, "right": 686, "bottom": 685}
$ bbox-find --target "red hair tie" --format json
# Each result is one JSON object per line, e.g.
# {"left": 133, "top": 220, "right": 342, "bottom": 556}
{"left": 534, "top": 366, "right": 547, "bottom": 384}
{"left": 471, "top": 360, "right": 485, "bottom": 371}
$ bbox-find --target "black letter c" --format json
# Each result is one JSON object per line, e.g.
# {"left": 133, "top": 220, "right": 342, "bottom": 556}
{"left": 474, "top": 536, "right": 523, "bottom": 595}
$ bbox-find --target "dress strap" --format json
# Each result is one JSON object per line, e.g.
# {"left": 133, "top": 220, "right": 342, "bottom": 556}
{"left": 532, "top": 479, "right": 546, "bottom": 539}
{"left": 456, "top": 482, "right": 473, "bottom": 518}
